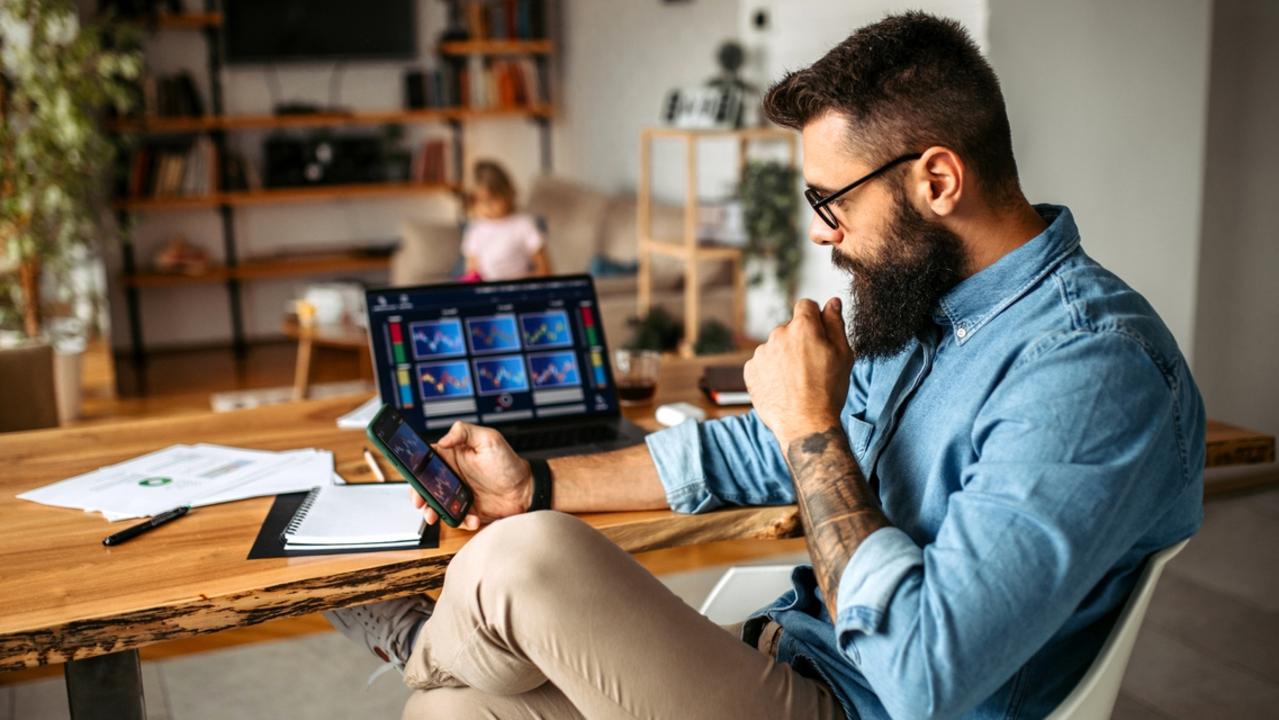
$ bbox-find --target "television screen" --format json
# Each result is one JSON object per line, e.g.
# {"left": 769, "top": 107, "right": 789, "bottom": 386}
{"left": 224, "top": 0, "right": 417, "bottom": 64}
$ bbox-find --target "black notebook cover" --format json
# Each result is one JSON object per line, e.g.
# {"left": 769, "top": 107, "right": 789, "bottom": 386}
{"left": 247, "top": 491, "right": 440, "bottom": 559}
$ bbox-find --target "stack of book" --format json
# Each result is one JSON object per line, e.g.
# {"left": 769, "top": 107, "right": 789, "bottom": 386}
{"left": 124, "top": 136, "right": 218, "bottom": 199}
{"left": 138, "top": 71, "right": 205, "bottom": 118}
{"left": 458, "top": 0, "right": 547, "bottom": 41}
{"left": 460, "top": 56, "right": 545, "bottom": 110}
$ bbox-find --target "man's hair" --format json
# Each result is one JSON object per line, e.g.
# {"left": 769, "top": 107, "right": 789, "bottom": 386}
{"left": 763, "top": 12, "right": 1020, "bottom": 203}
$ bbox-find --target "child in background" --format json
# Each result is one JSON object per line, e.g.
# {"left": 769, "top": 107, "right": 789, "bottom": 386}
{"left": 459, "top": 161, "right": 550, "bottom": 281}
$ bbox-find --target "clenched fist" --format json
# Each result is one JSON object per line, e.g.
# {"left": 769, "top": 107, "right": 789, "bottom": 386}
{"left": 743, "top": 297, "right": 854, "bottom": 448}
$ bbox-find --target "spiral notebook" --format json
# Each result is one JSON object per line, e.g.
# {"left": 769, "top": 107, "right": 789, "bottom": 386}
{"left": 281, "top": 484, "right": 426, "bottom": 550}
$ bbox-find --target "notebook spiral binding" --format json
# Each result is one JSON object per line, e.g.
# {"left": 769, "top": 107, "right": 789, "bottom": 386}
{"left": 280, "top": 486, "right": 323, "bottom": 541}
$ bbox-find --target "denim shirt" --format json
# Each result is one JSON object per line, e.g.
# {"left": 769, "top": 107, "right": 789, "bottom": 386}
{"left": 645, "top": 206, "right": 1205, "bottom": 720}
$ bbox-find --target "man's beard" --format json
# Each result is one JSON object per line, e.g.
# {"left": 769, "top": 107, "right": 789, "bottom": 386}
{"left": 832, "top": 190, "right": 965, "bottom": 359}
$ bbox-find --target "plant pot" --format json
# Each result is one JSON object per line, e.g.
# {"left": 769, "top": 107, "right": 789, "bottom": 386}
{"left": 745, "top": 256, "right": 791, "bottom": 339}
{"left": 53, "top": 349, "right": 82, "bottom": 424}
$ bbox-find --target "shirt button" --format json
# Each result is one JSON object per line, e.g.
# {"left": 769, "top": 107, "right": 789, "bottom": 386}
{"left": 956, "top": 327, "right": 968, "bottom": 339}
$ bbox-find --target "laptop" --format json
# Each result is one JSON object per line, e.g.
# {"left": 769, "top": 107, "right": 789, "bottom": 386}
{"left": 365, "top": 275, "right": 650, "bottom": 459}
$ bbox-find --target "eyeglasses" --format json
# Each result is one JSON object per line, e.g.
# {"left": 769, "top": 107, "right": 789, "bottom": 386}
{"left": 804, "top": 153, "right": 923, "bottom": 230}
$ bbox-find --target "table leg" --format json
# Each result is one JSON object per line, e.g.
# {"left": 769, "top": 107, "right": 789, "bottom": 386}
{"left": 64, "top": 649, "right": 145, "bottom": 720}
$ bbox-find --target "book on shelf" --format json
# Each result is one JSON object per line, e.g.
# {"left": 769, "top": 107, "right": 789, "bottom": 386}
{"left": 413, "top": 139, "right": 454, "bottom": 185}
{"left": 463, "top": 56, "right": 544, "bottom": 110}
{"left": 124, "top": 136, "right": 217, "bottom": 199}
{"left": 137, "top": 71, "right": 205, "bottom": 119}
{"left": 457, "top": 0, "right": 546, "bottom": 41}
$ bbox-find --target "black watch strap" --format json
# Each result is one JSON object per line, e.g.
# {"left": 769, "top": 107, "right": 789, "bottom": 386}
{"left": 526, "top": 458, "right": 553, "bottom": 513}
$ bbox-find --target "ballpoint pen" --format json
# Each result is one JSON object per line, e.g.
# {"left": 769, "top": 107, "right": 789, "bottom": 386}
{"left": 102, "top": 505, "right": 191, "bottom": 546}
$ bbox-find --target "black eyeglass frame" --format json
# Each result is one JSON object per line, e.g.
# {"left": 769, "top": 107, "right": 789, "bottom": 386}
{"left": 804, "top": 153, "right": 923, "bottom": 230}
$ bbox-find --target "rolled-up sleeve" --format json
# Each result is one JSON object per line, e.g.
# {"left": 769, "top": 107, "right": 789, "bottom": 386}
{"left": 831, "top": 331, "right": 1203, "bottom": 720}
{"left": 645, "top": 410, "right": 795, "bottom": 514}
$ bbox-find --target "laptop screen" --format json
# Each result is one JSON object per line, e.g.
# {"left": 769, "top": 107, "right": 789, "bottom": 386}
{"left": 365, "top": 275, "right": 620, "bottom": 436}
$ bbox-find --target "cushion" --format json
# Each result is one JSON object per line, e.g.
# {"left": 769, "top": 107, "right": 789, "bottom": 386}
{"left": 525, "top": 175, "right": 611, "bottom": 274}
{"left": 601, "top": 195, "right": 731, "bottom": 290}
{"left": 391, "top": 220, "right": 462, "bottom": 286}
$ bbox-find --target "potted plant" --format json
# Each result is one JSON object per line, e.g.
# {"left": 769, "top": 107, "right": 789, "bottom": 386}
{"left": 739, "top": 160, "right": 802, "bottom": 337}
{"left": 0, "top": 0, "right": 140, "bottom": 419}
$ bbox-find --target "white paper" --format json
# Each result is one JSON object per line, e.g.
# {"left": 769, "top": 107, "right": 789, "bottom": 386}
{"left": 336, "top": 396, "right": 381, "bottom": 429}
{"left": 18, "top": 444, "right": 333, "bottom": 522}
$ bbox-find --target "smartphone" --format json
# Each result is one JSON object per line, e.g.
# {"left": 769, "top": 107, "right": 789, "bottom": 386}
{"left": 366, "top": 405, "right": 473, "bottom": 527}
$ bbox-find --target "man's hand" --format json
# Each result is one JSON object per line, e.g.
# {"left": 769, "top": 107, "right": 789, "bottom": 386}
{"left": 412, "top": 421, "right": 532, "bottom": 531}
{"left": 744, "top": 297, "right": 854, "bottom": 447}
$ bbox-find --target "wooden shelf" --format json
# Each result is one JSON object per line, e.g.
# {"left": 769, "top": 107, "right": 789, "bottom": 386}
{"left": 644, "top": 239, "right": 744, "bottom": 261}
{"left": 115, "top": 182, "right": 458, "bottom": 211}
{"left": 439, "top": 39, "right": 553, "bottom": 55}
{"left": 125, "top": 250, "right": 391, "bottom": 288}
{"left": 109, "top": 105, "right": 553, "bottom": 134}
{"left": 153, "top": 12, "right": 223, "bottom": 30}
{"left": 638, "top": 126, "right": 799, "bottom": 355}
{"left": 643, "top": 127, "right": 797, "bottom": 140}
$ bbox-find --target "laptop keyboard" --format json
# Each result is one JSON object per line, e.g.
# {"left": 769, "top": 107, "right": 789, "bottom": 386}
{"left": 504, "top": 424, "right": 622, "bottom": 453}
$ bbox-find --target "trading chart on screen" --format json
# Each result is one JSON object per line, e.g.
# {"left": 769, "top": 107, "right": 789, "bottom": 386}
{"left": 366, "top": 277, "right": 617, "bottom": 433}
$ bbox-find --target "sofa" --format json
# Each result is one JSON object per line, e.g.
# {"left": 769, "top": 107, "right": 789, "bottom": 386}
{"left": 390, "top": 175, "right": 738, "bottom": 349}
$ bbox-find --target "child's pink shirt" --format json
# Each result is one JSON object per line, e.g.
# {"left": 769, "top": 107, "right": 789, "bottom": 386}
{"left": 461, "top": 214, "right": 543, "bottom": 280}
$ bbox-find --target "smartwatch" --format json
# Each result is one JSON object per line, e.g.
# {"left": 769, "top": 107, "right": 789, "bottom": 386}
{"left": 526, "top": 458, "right": 553, "bottom": 512}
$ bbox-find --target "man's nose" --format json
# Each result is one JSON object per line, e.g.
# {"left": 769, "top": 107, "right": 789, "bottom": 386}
{"left": 809, "top": 212, "right": 843, "bottom": 247}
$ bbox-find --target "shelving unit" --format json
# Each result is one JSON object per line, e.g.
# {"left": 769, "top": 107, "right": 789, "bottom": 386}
{"left": 113, "top": 181, "right": 458, "bottom": 211}
{"left": 636, "top": 127, "right": 798, "bottom": 356}
{"left": 108, "top": 105, "right": 552, "bottom": 133}
{"left": 152, "top": 11, "right": 222, "bottom": 30}
{"left": 124, "top": 250, "right": 393, "bottom": 288}
{"left": 111, "top": 2, "right": 555, "bottom": 365}
{"left": 439, "top": 40, "right": 553, "bottom": 55}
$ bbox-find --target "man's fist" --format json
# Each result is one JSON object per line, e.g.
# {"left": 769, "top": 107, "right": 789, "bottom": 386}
{"left": 743, "top": 297, "right": 854, "bottom": 448}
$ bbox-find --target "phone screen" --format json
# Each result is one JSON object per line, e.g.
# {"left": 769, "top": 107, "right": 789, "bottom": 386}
{"left": 384, "top": 419, "right": 467, "bottom": 518}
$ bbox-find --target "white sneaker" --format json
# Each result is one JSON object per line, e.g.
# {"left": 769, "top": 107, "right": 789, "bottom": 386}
{"left": 324, "top": 595, "right": 434, "bottom": 669}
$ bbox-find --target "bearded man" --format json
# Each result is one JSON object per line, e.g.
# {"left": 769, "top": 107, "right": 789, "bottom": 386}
{"left": 327, "top": 12, "right": 1204, "bottom": 719}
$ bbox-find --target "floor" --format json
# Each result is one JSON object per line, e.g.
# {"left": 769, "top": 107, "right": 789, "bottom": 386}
{"left": 76, "top": 342, "right": 365, "bottom": 425}
{"left": 2, "top": 486, "right": 1275, "bottom": 718}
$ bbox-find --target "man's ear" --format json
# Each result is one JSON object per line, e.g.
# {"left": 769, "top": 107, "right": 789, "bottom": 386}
{"left": 912, "top": 146, "right": 964, "bottom": 217}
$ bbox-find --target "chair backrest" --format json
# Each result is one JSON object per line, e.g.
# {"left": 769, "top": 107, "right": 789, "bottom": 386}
{"left": 1046, "top": 539, "right": 1189, "bottom": 720}
{"left": 698, "top": 564, "right": 797, "bottom": 626}
{"left": 698, "top": 540, "right": 1189, "bottom": 720}
{"left": 0, "top": 343, "right": 59, "bottom": 433}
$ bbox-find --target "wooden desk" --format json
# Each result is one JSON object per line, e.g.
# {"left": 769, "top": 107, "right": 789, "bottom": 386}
{"left": 0, "top": 353, "right": 1271, "bottom": 717}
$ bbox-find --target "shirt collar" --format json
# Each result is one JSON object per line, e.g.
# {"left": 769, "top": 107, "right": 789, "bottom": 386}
{"left": 933, "top": 204, "right": 1080, "bottom": 345}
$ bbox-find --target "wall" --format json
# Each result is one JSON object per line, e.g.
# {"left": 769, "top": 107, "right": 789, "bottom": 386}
{"left": 1192, "top": 0, "right": 1279, "bottom": 437}
{"left": 553, "top": 0, "right": 741, "bottom": 198}
{"left": 986, "top": 0, "right": 1212, "bottom": 360}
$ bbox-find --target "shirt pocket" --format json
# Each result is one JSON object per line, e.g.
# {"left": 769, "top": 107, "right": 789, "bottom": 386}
{"left": 846, "top": 416, "right": 874, "bottom": 458}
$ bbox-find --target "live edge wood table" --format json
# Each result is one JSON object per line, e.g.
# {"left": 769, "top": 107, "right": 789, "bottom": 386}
{"left": 0, "top": 355, "right": 1272, "bottom": 719}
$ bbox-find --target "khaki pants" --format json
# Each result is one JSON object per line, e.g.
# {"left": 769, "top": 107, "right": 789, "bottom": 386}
{"left": 402, "top": 511, "right": 841, "bottom": 719}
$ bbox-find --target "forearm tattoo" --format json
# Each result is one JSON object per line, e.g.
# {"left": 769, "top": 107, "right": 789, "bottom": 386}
{"left": 786, "top": 427, "right": 890, "bottom": 620}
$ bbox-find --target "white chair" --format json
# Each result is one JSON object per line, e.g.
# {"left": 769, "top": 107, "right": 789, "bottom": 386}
{"left": 698, "top": 540, "right": 1189, "bottom": 720}
{"left": 1046, "top": 539, "right": 1187, "bottom": 719}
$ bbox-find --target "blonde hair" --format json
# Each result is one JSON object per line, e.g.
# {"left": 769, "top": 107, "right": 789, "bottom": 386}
{"left": 472, "top": 160, "right": 517, "bottom": 206}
